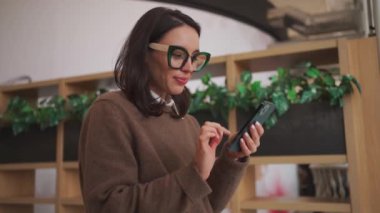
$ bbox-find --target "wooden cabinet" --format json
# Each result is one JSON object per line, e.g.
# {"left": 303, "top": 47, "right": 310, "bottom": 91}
{"left": 0, "top": 37, "right": 379, "bottom": 213}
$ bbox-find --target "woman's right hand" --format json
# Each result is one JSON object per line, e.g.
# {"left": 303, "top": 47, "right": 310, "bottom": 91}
{"left": 194, "top": 121, "right": 230, "bottom": 180}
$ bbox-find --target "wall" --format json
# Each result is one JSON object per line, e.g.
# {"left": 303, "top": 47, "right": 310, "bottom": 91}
{"left": 0, "top": 0, "right": 274, "bottom": 84}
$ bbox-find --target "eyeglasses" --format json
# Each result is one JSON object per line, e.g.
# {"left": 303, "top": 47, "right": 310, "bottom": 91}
{"left": 149, "top": 43, "right": 211, "bottom": 72}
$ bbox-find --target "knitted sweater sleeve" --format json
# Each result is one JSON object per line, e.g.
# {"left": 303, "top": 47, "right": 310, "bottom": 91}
{"left": 207, "top": 154, "right": 249, "bottom": 212}
{"left": 188, "top": 115, "right": 249, "bottom": 213}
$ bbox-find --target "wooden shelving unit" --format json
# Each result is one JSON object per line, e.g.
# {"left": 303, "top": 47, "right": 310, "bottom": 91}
{"left": 0, "top": 79, "right": 60, "bottom": 213}
{"left": 0, "top": 162, "right": 57, "bottom": 213}
{"left": 228, "top": 37, "right": 380, "bottom": 213}
{"left": 0, "top": 37, "right": 379, "bottom": 213}
{"left": 241, "top": 197, "right": 351, "bottom": 212}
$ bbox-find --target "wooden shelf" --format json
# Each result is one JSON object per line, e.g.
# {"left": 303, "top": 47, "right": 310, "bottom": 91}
{"left": 249, "top": 154, "right": 347, "bottom": 165}
{"left": 60, "top": 197, "right": 83, "bottom": 206}
{"left": 241, "top": 196, "right": 351, "bottom": 212}
{"left": 0, "top": 197, "right": 55, "bottom": 205}
{"left": 0, "top": 79, "right": 60, "bottom": 94}
{"left": 235, "top": 39, "right": 337, "bottom": 61}
{"left": 64, "top": 71, "right": 113, "bottom": 85}
{"left": 62, "top": 71, "right": 114, "bottom": 96}
{"left": 62, "top": 162, "right": 78, "bottom": 170}
{"left": 0, "top": 162, "right": 56, "bottom": 171}
{"left": 233, "top": 39, "right": 339, "bottom": 72}
{"left": 209, "top": 55, "right": 227, "bottom": 65}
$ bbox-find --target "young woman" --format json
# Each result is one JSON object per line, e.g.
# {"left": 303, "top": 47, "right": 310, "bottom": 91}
{"left": 79, "top": 7, "right": 264, "bottom": 213}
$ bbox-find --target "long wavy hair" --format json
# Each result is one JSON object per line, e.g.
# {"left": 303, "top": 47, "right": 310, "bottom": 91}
{"left": 114, "top": 7, "right": 201, "bottom": 118}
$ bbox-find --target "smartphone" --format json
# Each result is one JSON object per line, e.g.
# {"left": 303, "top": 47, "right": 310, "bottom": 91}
{"left": 228, "top": 101, "right": 275, "bottom": 152}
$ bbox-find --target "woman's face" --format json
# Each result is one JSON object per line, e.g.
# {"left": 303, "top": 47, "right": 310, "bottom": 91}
{"left": 148, "top": 25, "right": 200, "bottom": 99}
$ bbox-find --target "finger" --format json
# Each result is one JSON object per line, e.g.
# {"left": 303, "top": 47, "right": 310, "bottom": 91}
{"left": 205, "top": 121, "right": 231, "bottom": 136}
{"left": 240, "top": 138, "right": 251, "bottom": 156}
{"left": 201, "top": 126, "right": 218, "bottom": 136}
{"left": 199, "top": 131, "right": 218, "bottom": 143}
{"left": 201, "top": 127, "right": 222, "bottom": 145}
{"left": 219, "top": 126, "right": 231, "bottom": 135}
{"left": 249, "top": 125, "right": 260, "bottom": 147}
{"left": 243, "top": 132, "right": 256, "bottom": 151}
{"left": 209, "top": 137, "right": 221, "bottom": 150}
{"left": 255, "top": 122, "right": 265, "bottom": 136}
{"left": 202, "top": 123, "right": 222, "bottom": 138}
{"left": 209, "top": 132, "right": 223, "bottom": 150}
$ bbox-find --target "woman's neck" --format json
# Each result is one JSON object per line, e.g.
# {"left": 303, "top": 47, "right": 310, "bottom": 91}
{"left": 150, "top": 88, "right": 170, "bottom": 102}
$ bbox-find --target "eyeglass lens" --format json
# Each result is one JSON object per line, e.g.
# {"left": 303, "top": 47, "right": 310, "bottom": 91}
{"left": 169, "top": 48, "right": 207, "bottom": 71}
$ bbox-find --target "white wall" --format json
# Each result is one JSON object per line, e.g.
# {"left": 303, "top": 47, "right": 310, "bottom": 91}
{"left": 0, "top": 0, "right": 274, "bottom": 84}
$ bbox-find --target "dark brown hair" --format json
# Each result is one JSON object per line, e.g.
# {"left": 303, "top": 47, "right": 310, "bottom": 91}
{"left": 114, "top": 7, "right": 201, "bottom": 118}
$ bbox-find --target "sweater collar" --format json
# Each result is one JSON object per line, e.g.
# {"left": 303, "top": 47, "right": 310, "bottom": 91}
{"left": 150, "top": 90, "right": 179, "bottom": 116}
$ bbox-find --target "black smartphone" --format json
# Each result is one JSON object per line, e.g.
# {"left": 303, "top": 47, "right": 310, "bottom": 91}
{"left": 228, "top": 101, "right": 275, "bottom": 152}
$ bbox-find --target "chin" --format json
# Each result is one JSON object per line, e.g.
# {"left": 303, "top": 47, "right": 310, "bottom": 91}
{"left": 170, "top": 87, "right": 185, "bottom": 95}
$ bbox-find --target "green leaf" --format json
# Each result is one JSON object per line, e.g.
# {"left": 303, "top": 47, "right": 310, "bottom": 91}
{"left": 306, "top": 67, "right": 320, "bottom": 78}
{"left": 3, "top": 96, "right": 36, "bottom": 135}
{"left": 327, "top": 87, "right": 345, "bottom": 106}
{"left": 201, "top": 73, "right": 211, "bottom": 85}
{"left": 241, "top": 71, "right": 252, "bottom": 85}
{"left": 251, "top": 81, "right": 261, "bottom": 93}
{"left": 350, "top": 75, "right": 362, "bottom": 93}
{"left": 304, "top": 62, "right": 313, "bottom": 68}
{"left": 300, "top": 90, "right": 314, "bottom": 104}
{"left": 277, "top": 67, "right": 286, "bottom": 80}
{"left": 272, "top": 91, "right": 289, "bottom": 116}
{"left": 287, "top": 87, "right": 297, "bottom": 103}
{"left": 237, "top": 84, "right": 247, "bottom": 96}
{"left": 269, "top": 75, "right": 278, "bottom": 84}
{"left": 35, "top": 95, "right": 66, "bottom": 130}
{"left": 67, "top": 90, "right": 105, "bottom": 121}
{"left": 251, "top": 81, "right": 267, "bottom": 101}
{"left": 340, "top": 75, "right": 356, "bottom": 94}
{"left": 320, "top": 72, "right": 335, "bottom": 86}
{"left": 264, "top": 113, "right": 278, "bottom": 129}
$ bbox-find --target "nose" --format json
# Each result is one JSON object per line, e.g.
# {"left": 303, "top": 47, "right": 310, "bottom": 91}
{"left": 180, "top": 57, "right": 195, "bottom": 73}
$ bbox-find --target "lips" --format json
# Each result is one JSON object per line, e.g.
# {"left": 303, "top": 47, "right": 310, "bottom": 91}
{"left": 174, "top": 76, "right": 189, "bottom": 85}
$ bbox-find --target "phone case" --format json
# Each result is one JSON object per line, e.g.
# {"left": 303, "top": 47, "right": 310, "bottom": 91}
{"left": 228, "top": 101, "right": 275, "bottom": 152}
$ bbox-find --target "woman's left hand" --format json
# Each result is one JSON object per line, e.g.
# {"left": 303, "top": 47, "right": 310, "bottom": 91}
{"left": 224, "top": 122, "right": 264, "bottom": 160}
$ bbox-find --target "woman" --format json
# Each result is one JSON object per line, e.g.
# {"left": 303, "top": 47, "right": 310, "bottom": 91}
{"left": 79, "top": 7, "right": 264, "bottom": 213}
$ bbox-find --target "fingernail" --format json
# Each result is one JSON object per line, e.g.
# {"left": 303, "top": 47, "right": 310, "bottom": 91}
{"left": 251, "top": 124, "right": 255, "bottom": 129}
{"left": 255, "top": 121, "right": 261, "bottom": 126}
{"left": 244, "top": 132, "right": 249, "bottom": 137}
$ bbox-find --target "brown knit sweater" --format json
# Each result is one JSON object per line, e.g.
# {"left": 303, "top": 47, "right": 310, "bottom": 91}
{"left": 79, "top": 91, "right": 248, "bottom": 213}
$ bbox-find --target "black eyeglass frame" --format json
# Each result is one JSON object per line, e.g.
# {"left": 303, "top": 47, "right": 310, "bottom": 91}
{"left": 149, "top": 42, "right": 211, "bottom": 72}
